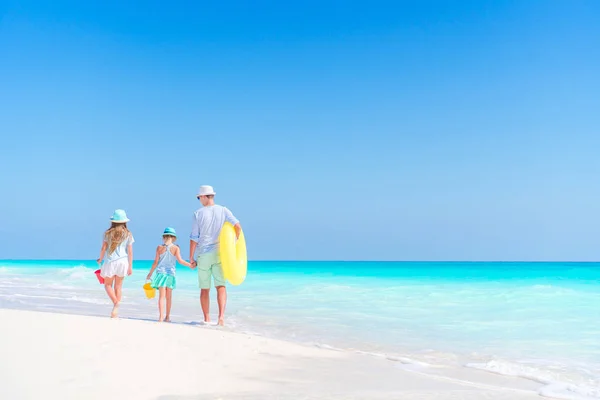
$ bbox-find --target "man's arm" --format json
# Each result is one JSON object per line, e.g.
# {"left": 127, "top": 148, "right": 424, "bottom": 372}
{"left": 224, "top": 207, "right": 241, "bottom": 239}
{"left": 190, "top": 212, "right": 199, "bottom": 266}
{"left": 189, "top": 240, "right": 197, "bottom": 265}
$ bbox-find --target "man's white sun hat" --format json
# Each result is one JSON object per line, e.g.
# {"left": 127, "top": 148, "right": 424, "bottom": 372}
{"left": 196, "top": 185, "right": 216, "bottom": 198}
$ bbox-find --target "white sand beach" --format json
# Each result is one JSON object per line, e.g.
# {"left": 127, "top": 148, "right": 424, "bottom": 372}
{"left": 0, "top": 309, "right": 545, "bottom": 400}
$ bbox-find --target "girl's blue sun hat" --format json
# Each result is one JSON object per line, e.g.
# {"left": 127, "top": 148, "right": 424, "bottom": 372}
{"left": 163, "top": 227, "right": 177, "bottom": 237}
{"left": 110, "top": 209, "right": 130, "bottom": 223}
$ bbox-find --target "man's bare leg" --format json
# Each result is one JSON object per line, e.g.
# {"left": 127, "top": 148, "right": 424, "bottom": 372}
{"left": 216, "top": 286, "right": 227, "bottom": 326}
{"left": 200, "top": 288, "right": 211, "bottom": 323}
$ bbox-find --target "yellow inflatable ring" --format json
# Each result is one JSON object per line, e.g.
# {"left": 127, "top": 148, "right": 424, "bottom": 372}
{"left": 218, "top": 222, "right": 247, "bottom": 285}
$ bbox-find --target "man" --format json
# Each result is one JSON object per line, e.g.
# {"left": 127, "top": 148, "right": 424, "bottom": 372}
{"left": 190, "top": 185, "right": 241, "bottom": 326}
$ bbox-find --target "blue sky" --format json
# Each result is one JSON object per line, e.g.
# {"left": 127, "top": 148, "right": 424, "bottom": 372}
{"left": 1, "top": 1, "right": 599, "bottom": 261}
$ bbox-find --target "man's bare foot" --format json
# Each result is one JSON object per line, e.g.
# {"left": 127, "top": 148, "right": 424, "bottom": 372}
{"left": 164, "top": 318, "right": 171, "bottom": 323}
{"left": 110, "top": 303, "right": 119, "bottom": 318}
{"left": 217, "top": 318, "right": 224, "bottom": 326}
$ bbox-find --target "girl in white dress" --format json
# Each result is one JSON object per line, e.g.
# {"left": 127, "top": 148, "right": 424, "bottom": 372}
{"left": 97, "top": 209, "right": 134, "bottom": 318}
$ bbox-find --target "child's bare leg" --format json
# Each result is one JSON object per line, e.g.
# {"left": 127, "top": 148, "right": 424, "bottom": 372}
{"left": 114, "top": 276, "right": 124, "bottom": 303}
{"left": 158, "top": 287, "right": 166, "bottom": 322}
{"left": 103, "top": 277, "right": 119, "bottom": 318}
{"left": 104, "top": 277, "right": 117, "bottom": 304}
{"left": 111, "top": 276, "right": 124, "bottom": 318}
{"left": 165, "top": 288, "right": 173, "bottom": 322}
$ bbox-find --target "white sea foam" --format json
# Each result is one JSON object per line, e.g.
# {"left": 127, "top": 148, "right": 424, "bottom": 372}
{"left": 67, "top": 296, "right": 110, "bottom": 305}
{"left": 12, "top": 293, "right": 69, "bottom": 301}
{"left": 467, "top": 359, "right": 600, "bottom": 400}
{"left": 352, "top": 349, "right": 432, "bottom": 368}
{"left": 468, "top": 359, "right": 556, "bottom": 384}
{"left": 539, "top": 382, "right": 600, "bottom": 400}
{"left": 313, "top": 343, "right": 342, "bottom": 351}
{"left": 54, "top": 266, "right": 95, "bottom": 280}
{"left": 0, "top": 294, "right": 23, "bottom": 304}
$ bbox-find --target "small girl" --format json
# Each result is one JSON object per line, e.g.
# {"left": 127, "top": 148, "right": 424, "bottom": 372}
{"left": 146, "top": 227, "right": 192, "bottom": 322}
{"left": 97, "top": 209, "right": 134, "bottom": 318}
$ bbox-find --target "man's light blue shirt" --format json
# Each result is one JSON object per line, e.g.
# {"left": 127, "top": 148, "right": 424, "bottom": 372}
{"left": 190, "top": 205, "right": 239, "bottom": 258}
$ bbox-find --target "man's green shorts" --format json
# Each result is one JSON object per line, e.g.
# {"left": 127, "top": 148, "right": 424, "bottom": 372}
{"left": 197, "top": 251, "right": 226, "bottom": 289}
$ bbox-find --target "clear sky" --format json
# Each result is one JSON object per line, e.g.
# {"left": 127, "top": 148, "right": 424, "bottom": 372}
{"left": 1, "top": 1, "right": 599, "bottom": 261}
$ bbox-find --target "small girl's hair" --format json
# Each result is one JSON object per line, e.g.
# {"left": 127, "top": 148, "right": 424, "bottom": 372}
{"left": 105, "top": 222, "right": 131, "bottom": 254}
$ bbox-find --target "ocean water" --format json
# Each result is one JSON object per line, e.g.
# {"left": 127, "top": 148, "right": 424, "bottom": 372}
{"left": 1, "top": 260, "right": 599, "bottom": 399}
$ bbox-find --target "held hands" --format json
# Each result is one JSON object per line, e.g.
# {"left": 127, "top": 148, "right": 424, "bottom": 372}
{"left": 190, "top": 260, "right": 197, "bottom": 270}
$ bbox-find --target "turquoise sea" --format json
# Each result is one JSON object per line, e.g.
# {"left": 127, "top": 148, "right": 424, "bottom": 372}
{"left": 1, "top": 260, "right": 599, "bottom": 399}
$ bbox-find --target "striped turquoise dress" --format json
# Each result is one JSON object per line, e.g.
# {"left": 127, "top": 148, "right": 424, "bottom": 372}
{"left": 150, "top": 244, "right": 177, "bottom": 289}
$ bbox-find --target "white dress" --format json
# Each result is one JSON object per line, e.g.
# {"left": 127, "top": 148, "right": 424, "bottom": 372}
{"left": 101, "top": 233, "right": 134, "bottom": 278}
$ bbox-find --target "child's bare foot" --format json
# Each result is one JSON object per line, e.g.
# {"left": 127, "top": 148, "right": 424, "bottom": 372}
{"left": 217, "top": 318, "right": 224, "bottom": 326}
{"left": 110, "top": 303, "right": 119, "bottom": 318}
{"left": 164, "top": 318, "right": 171, "bottom": 323}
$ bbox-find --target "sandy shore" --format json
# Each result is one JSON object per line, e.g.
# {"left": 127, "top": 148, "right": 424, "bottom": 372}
{"left": 0, "top": 309, "right": 544, "bottom": 400}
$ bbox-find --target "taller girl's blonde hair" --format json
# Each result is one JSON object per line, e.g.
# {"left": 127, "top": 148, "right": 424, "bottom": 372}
{"left": 105, "top": 222, "right": 130, "bottom": 254}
